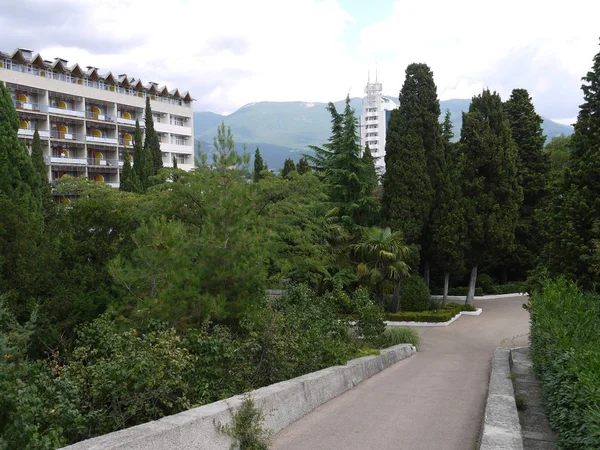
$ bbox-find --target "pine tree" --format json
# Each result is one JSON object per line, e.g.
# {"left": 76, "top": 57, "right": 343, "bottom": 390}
{"left": 253, "top": 147, "right": 266, "bottom": 182}
{"left": 382, "top": 64, "right": 435, "bottom": 247}
{"left": 442, "top": 109, "right": 454, "bottom": 143}
{"left": 120, "top": 148, "right": 140, "bottom": 193}
{"left": 143, "top": 96, "right": 162, "bottom": 175}
{"left": 296, "top": 156, "right": 310, "bottom": 175}
{"left": 281, "top": 158, "right": 296, "bottom": 177}
{"left": 503, "top": 88, "right": 550, "bottom": 278}
{"left": 30, "top": 127, "right": 54, "bottom": 218}
{"left": 542, "top": 40, "right": 600, "bottom": 287}
{"left": 460, "top": 90, "right": 523, "bottom": 304}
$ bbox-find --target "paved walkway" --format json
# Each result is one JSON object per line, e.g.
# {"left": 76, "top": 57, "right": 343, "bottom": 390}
{"left": 272, "top": 296, "right": 530, "bottom": 450}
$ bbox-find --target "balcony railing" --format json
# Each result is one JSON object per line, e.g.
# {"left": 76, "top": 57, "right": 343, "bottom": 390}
{"left": 2, "top": 61, "right": 192, "bottom": 108}
{"left": 50, "top": 156, "right": 87, "bottom": 165}
{"left": 86, "top": 135, "right": 119, "bottom": 145}
{"left": 117, "top": 116, "right": 138, "bottom": 126}
{"left": 118, "top": 137, "right": 134, "bottom": 147}
{"left": 50, "top": 130, "right": 86, "bottom": 142}
{"left": 87, "top": 158, "right": 120, "bottom": 167}
{"left": 86, "top": 111, "right": 116, "bottom": 123}
{"left": 13, "top": 101, "right": 46, "bottom": 112}
{"left": 18, "top": 128, "right": 50, "bottom": 138}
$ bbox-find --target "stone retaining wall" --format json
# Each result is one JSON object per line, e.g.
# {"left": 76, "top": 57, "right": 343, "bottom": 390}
{"left": 61, "top": 344, "right": 416, "bottom": 450}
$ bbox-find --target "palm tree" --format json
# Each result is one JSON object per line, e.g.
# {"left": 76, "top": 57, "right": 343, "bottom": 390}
{"left": 350, "top": 227, "right": 411, "bottom": 311}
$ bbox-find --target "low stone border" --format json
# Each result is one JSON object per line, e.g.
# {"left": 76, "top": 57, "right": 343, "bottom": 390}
{"left": 386, "top": 308, "right": 482, "bottom": 327}
{"left": 479, "top": 347, "right": 523, "bottom": 450}
{"left": 61, "top": 344, "right": 417, "bottom": 450}
{"left": 432, "top": 293, "right": 528, "bottom": 302}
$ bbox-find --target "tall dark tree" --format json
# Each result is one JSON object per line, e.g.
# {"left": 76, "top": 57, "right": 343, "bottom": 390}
{"left": 460, "top": 90, "right": 523, "bottom": 304}
{"left": 143, "top": 97, "right": 162, "bottom": 175}
{"left": 441, "top": 109, "right": 454, "bottom": 143}
{"left": 541, "top": 41, "right": 600, "bottom": 287}
{"left": 120, "top": 148, "right": 140, "bottom": 193}
{"left": 503, "top": 88, "right": 550, "bottom": 279}
{"left": 253, "top": 147, "right": 266, "bottom": 182}
{"left": 361, "top": 144, "right": 378, "bottom": 195}
{"left": 30, "top": 127, "right": 54, "bottom": 218}
{"left": 382, "top": 64, "right": 436, "bottom": 248}
{"left": 308, "top": 96, "right": 378, "bottom": 226}
{"left": 430, "top": 131, "right": 466, "bottom": 304}
{"left": 0, "top": 82, "right": 43, "bottom": 315}
{"left": 281, "top": 158, "right": 296, "bottom": 177}
{"left": 296, "top": 156, "right": 310, "bottom": 175}
{"left": 131, "top": 120, "right": 149, "bottom": 190}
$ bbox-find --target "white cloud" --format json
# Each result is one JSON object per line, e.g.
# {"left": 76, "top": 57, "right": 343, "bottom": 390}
{"left": 3, "top": 0, "right": 599, "bottom": 117}
{"left": 353, "top": 0, "right": 600, "bottom": 118}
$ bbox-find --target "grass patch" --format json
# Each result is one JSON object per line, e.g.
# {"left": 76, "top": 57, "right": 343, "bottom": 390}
{"left": 515, "top": 395, "right": 528, "bottom": 411}
{"left": 371, "top": 327, "right": 421, "bottom": 349}
{"left": 385, "top": 303, "right": 476, "bottom": 323}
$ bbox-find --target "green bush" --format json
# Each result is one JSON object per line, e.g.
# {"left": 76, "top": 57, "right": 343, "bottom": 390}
{"left": 351, "top": 288, "right": 385, "bottom": 341}
{"left": 447, "top": 286, "right": 484, "bottom": 296}
{"left": 386, "top": 303, "right": 475, "bottom": 323}
{"left": 371, "top": 327, "right": 420, "bottom": 349}
{"left": 399, "top": 276, "right": 431, "bottom": 312}
{"left": 529, "top": 278, "right": 600, "bottom": 448}
{"left": 490, "top": 282, "right": 526, "bottom": 295}
{"left": 476, "top": 274, "right": 495, "bottom": 294}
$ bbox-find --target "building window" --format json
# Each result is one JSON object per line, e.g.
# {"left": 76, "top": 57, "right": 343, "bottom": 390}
{"left": 172, "top": 135, "right": 186, "bottom": 145}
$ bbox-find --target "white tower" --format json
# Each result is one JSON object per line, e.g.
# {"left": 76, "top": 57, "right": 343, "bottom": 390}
{"left": 359, "top": 71, "right": 397, "bottom": 172}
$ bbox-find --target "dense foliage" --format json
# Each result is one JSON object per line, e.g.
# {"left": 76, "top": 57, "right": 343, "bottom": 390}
{"left": 529, "top": 279, "right": 600, "bottom": 449}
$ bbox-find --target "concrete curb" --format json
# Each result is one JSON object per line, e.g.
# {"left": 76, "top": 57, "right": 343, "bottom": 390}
{"left": 61, "top": 344, "right": 417, "bottom": 450}
{"left": 432, "top": 293, "right": 528, "bottom": 302}
{"left": 479, "top": 347, "right": 523, "bottom": 450}
{"left": 386, "top": 308, "right": 482, "bottom": 327}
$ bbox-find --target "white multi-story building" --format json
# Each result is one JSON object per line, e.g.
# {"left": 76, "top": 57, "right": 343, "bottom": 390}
{"left": 359, "top": 74, "right": 397, "bottom": 172}
{"left": 0, "top": 48, "right": 195, "bottom": 188}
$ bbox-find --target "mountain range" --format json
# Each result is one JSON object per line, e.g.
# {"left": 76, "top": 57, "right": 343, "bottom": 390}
{"left": 194, "top": 97, "right": 574, "bottom": 170}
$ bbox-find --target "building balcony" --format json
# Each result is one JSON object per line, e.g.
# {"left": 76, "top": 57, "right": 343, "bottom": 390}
{"left": 155, "top": 121, "right": 193, "bottom": 136}
{"left": 50, "top": 155, "right": 88, "bottom": 165}
{"left": 86, "top": 111, "right": 116, "bottom": 123}
{"left": 48, "top": 106, "right": 86, "bottom": 119}
{"left": 86, "top": 135, "right": 118, "bottom": 145}
{"left": 160, "top": 142, "right": 193, "bottom": 153}
{"left": 18, "top": 128, "right": 50, "bottom": 138}
{"left": 13, "top": 101, "right": 47, "bottom": 113}
{"left": 87, "top": 157, "right": 120, "bottom": 167}
{"left": 50, "top": 130, "right": 86, "bottom": 142}
{"left": 106, "top": 182, "right": 120, "bottom": 189}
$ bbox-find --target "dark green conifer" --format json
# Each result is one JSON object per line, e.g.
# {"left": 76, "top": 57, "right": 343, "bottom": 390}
{"left": 253, "top": 147, "right": 266, "bottom": 182}
{"left": 281, "top": 157, "right": 296, "bottom": 177}
{"left": 143, "top": 96, "right": 162, "bottom": 174}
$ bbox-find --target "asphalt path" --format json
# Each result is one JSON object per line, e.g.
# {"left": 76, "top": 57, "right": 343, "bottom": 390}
{"left": 272, "top": 296, "right": 530, "bottom": 450}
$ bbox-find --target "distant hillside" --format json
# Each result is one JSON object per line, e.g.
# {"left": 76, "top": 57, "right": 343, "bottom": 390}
{"left": 195, "top": 98, "right": 574, "bottom": 169}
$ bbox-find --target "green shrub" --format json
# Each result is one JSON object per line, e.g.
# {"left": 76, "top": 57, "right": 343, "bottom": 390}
{"left": 399, "top": 276, "right": 431, "bottom": 312}
{"left": 386, "top": 303, "right": 475, "bottom": 323}
{"left": 447, "top": 286, "right": 484, "bottom": 296}
{"left": 351, "top": 288, "right": 385, "bottom": 342}
{"left": 529, "top": 278, "right": 600, "bottom": 448}
{"left": 371, "top": 327, "right": 420, "bottom": 349}
{"left": 490, "top": 282, "right": 526, "bottom": 295}
{"left": 216, "top": 395, "right": 271, "bottom": 450}
{"left": 476, "top": 274, "right": 495, "bottom": 294}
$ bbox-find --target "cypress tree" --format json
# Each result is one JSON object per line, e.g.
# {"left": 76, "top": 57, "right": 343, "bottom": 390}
{"left": 0, "top": 82, "right": 43, "bottom": 312}
{"left": 460, "top": 90, "right": 522, "bottom": 304}
{"left": 131, "top": 120, "right": 148, "bottom": 190}
{"left": 143, "top": 96, "right": 162, "bottom": 175}
{"left": 382, "top": 64, "right": 435, "bottom": 246}
{"left": 296, "top": 156, "right": 310, "bottom": 175}
{"left": 30, "top": 127, "right": 54, "bottom": 218}
{"left": 503, "top": 88, "right": 550, "bottom": 278}
{"left": 253, "top": 147, "right": 266, "bottom": 182}
{"left": 120, "top": 148, "right": 140, "bottom": 193}
{"left": 430, "top": 130, "right": 466, "bottom": 304}
{"left": 542, "top": 40, "right": 600, "bottom": 286}
{"left": 281, "top": 157, "right": 296, "bottom": 177}
{"left": 361, "top": 144, "right": 378, "bottom": 193}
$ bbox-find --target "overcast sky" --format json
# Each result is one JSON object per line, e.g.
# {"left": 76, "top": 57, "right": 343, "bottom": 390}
{"left": 0, "top": 0, "right": 598, "bottom": 120}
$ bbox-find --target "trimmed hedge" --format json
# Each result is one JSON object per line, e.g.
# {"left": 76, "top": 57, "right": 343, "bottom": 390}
{"left": 447, "top": 286, "right": 484, "bottom": 296}
{"left": 386, "top": 303, "right": 476, "bottom": 323}
{"left": 490, "top": 282, "right": 525, "bottom": 295}
{"left": 399, "top": 276, "right": 431, "bottom": 312}
{"left": 529, "top": 278, "right": 600, "bottom": 448}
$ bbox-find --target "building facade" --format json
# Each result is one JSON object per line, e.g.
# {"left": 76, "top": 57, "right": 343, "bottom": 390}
{"left": 359, "top": 74, "right": 397, "bottom": 172}
{"left": 0, "top": 48, "right": 195, "bottom": 188}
